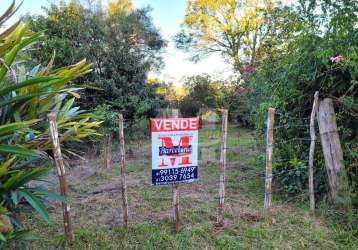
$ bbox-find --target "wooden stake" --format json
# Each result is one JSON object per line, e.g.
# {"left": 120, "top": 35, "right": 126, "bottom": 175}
{"left": 118, "top": 114, "right": 128, "bottom": 227}
{"left": 171, "top": 109, "right": 181, "bottom": 232}
{"left": 308, "top": 92, "right": 319, "bottom": 211}
{"left": 216, "top": 109, "right": 228, "bottom": 226}
{"left": 47, "top": 113, "right": 74, "bottom": 243}
{"left": 103, "top": 134, "right": 112, "bottom": 168}
{"left": 317, "top": 98, "right": 345, "bottom": 201}
{"left": 103, "top": 135, "right": 107, "bottom": 168}
{"left": 108, "top": 134, "right": 112, "bottom": 168}
{"left": 264, "top": 108, "right": 275, "bottom": 212}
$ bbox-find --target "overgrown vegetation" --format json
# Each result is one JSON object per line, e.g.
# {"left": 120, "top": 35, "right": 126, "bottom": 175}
{"left": 0, "top": 0, "right": 357, "bottom": 248}
{"left": 0, "top": 1, "right": 100, "bottom": 246}
{"left": 243, "top": 0, "right": 358, "bottom": 205}
{"left": 177, "top": 0, "right": 357, "bottom": 206}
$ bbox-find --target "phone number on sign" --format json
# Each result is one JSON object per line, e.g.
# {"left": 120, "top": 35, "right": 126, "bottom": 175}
{"left": 153, "top": 166, "right": 197, "bottom": 185}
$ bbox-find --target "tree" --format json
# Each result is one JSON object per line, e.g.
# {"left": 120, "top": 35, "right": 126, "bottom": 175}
{"left": 28, "top": 1, "right": 166, "bottom": 129}
{"left": 175, "top": 0, "right": 276, "bottom": 74}
{"left": 179, "top": 74, "right": 224, "bottom": 116}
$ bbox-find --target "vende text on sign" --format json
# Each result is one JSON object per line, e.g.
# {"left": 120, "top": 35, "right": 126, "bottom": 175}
{"left": 151, "top": 118, "right": 199, "bottom": 185}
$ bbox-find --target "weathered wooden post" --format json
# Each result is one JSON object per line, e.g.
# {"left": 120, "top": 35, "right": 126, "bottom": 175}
{"left": 118, "top": 114, "right": 128, "bottom": 227}
{"left": 47, "top": 113, "right": 74, "bottom": 243}
{"left": 308, "top": 92, "right": 319, "bottom": 211}
{"left": 108, "top": 135, "right": 112, "bottom": 168}
{"left": 103, "top": 134, "right": 112, "bottom": 168}
{"left": 216, "top": 109, "right": 228, "bottom": 226}
{"left": 102, "top": 137, "right": 106, "bottom": 165}
{"left": 264, "top": 108, "right": 275, "bottom": 212}
{"left": 317, "top": 98, "right": 345, "bottom": 201}
{"left": 171, "top": 109, "right": 181, "bottom": 232}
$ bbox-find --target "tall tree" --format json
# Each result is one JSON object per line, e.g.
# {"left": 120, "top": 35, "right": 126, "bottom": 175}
{"left": 28, "top": 1, "right": 166, "bottom": 123}
{"left": 175, "top": 0, "right": 276, "bottom": 74}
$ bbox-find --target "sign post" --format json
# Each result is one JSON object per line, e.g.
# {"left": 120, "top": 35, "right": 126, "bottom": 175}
{"left": 151, "top": 117, "right": 199, "bottom": 231}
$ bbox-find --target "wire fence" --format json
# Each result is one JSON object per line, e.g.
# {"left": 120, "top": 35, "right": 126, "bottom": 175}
{"left": 91, "top": 106, "right": 320, "bottom": 231}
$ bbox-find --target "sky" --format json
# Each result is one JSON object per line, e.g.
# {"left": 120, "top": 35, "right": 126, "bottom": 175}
{"left": 132, "top": 0, "right": 231, "bottom": 84}
{"left": 2, "top": 0, "right": 231, "bottom": 85}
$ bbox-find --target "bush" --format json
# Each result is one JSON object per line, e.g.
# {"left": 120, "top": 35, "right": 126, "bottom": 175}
{"left": 244, "top": 0, "right": 358, "bottom": 204}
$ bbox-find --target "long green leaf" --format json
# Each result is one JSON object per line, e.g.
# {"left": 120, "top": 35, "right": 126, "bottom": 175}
{"left": 0, "top": 76, "right": 59, "bottom": 96}
{"left": 0, "top": 144, "right": 38, "bottom": 157}
{"left": 0, "top": 120, "right": 39, "bottom": 136}
{"left": 0, "top": 93, "right": 37, "bottom": 108}
{"left": 0, "top": 31, "right": 43, "bottom": 80}
{"left": 0, "top": 233, "right": 6, "bottom": 242}
{"left": 18, "top": 190, "right": 50, "bottom": 223}
{"left": 10, "top": 229, "right": 37, "bottom": 241}
{"left": 29, "top": 187, "right": 67, "bottom": 203}
{"left": 2, "top": 168, "right": 49, "bottom": 191}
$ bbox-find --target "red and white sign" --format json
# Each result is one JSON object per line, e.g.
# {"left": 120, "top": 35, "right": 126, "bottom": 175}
{"left": 150, "top": 118, "right": 199, "bottom": 132}
{"left": 151, "top": 118, "right": 199, "bottom": 185}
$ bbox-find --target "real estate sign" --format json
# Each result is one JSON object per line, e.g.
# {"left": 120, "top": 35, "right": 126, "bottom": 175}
{"left": 151, "top": 117, "right": 199, "bottom": 185}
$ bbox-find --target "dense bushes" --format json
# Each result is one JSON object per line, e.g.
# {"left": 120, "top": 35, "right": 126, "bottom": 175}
{"left": 244, "top": 0, "right": 358, "bottom": 204}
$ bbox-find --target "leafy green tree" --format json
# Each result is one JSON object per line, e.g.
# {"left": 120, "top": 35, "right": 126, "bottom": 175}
{"left": 175, "top": 0, "right": 277, "bottom": 73}
{"left": 179, "top": 74, "right": 224, "bottom": 116}
{"left": 28, "top": 1, "right": 166, "bottom": 130}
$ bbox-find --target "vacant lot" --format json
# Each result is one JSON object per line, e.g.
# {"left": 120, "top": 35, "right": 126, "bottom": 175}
{"left": 26, "top": 125, "right": 357, "bottom": 249}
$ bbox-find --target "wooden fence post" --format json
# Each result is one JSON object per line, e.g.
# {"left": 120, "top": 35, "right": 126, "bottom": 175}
{"left": 171, "top": 109, "right": 181, "bottom": 232}
{"left": 103, "top": 135, "right": 107, "bottom": 168}
{"left": 216, "top": 109, "right": 228, "bottom": 226}
{"left": 264, "top": 108, "right": 275, "bottom": 212}
{"left": 103, "top": 134, "right": 112, "bottom": 168}
{"left": 317, "top": 98, "right": 345, "bottom": 201}
{"left": 47, "top": 113, "right": 74, "bottom": 243}
{"left": 118, "top": 114, "right": 128, "bottom": 227}
{"left": 308, "top": 92, "right": 319, "bottom": 211}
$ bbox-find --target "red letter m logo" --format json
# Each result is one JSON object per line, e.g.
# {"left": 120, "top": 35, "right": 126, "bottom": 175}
{"left": 158, "top": 136, "right": 192, "bottom": 167}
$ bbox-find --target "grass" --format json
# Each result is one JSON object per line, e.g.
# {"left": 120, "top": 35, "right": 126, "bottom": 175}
{"left": 24, "top": 124, "right": 357, "bottom": 249}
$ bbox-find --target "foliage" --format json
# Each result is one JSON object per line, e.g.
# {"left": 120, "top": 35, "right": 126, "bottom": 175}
{"left": 179, "top": 74, "right": 224, "bottom": 117}
{"left": 149, "top": 78, "right": 187, "bottom": 109}
{"left": 28, "top": 1, "right": 166, "bottom": 134}
{"left": 175, "top": 0, "right": 278, "bottom": 73}
{"left": 108, "top": 0, "right": 133, "bottom": 15}
{"left": 0, "top": 1, "right": 100, "bottom": 245}
{"left": 244, "top": 0, "right": 358, "bottom": 204}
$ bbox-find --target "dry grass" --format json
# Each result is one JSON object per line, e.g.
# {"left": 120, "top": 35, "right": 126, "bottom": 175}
{"left": 23, "top": 125, "right": 357, "bottom": 249}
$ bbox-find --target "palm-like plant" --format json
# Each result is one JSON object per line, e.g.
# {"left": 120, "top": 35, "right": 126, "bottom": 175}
{"left": 0, "top": 1, "right": 101, "bottom": 245}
